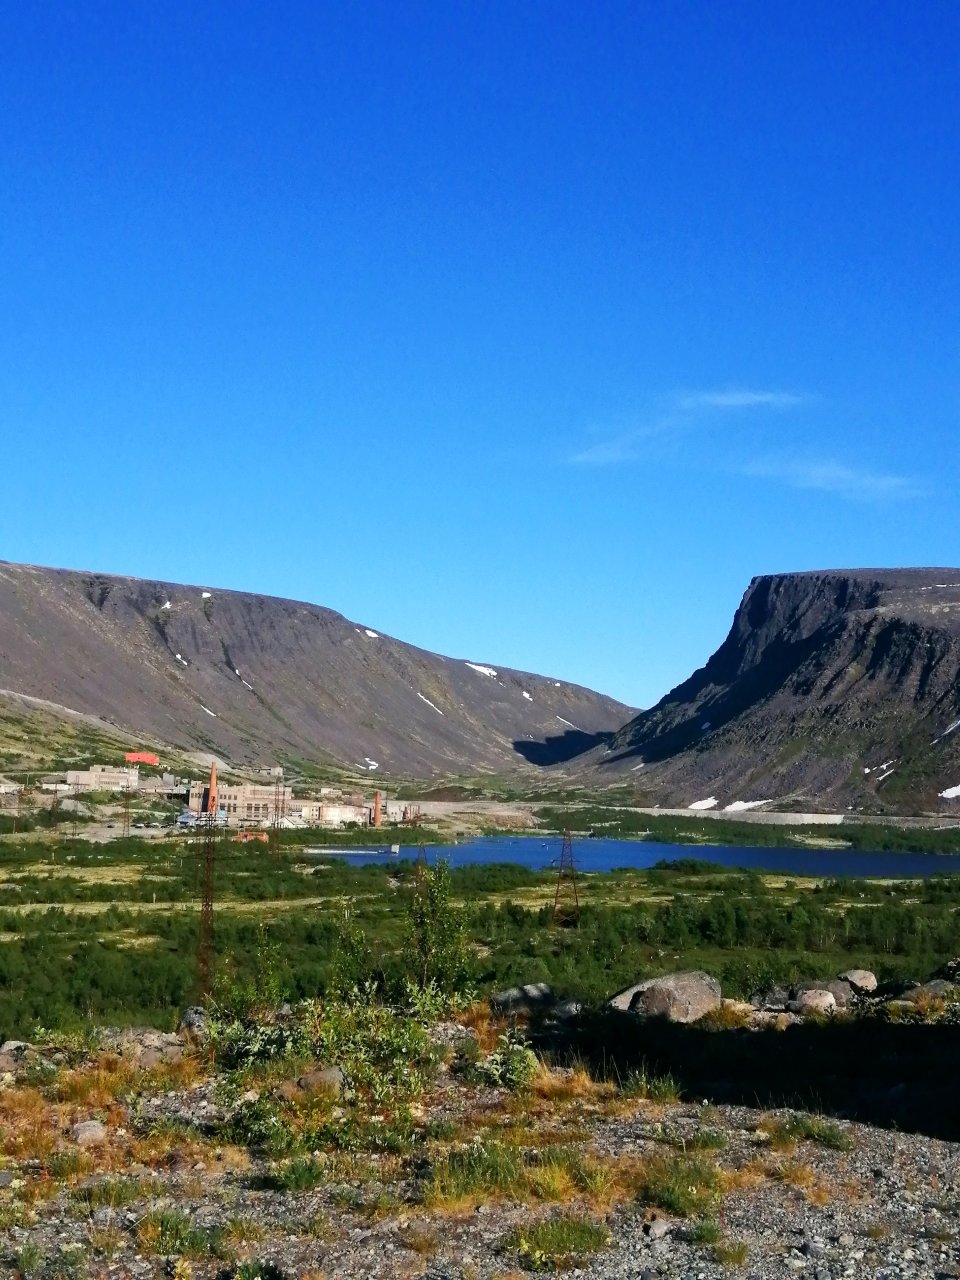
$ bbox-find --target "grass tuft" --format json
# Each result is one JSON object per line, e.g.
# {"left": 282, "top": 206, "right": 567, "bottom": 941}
{"left": 505, "top": 1214, "right": 610, "bottom": 1270}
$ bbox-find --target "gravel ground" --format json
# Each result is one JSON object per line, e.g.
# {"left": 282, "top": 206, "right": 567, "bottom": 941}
{"left": 3, "top": 1019, "right": 960, "bottom": 1280}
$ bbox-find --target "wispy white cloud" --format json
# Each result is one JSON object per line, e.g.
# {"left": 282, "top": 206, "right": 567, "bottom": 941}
{"left": 740, "top": 458, "right": 923, "bottom": 501}
{"left": 676, "top": 389, "right": 806, "bottom": 411}
{"left": 570, "top": 415, "right": 678, "bottom": 466}
{"left": 570, "top": 388, "right": 802, "bottom": 467}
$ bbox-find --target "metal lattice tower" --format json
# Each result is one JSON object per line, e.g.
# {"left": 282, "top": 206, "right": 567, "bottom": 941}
{"left": 121, "top": 786, "right": 131, "bottom": 839}
{"left": 196, "top": 820, "right": 218, "bottom": 999}
{"left": 550, "top": 829, "right": 580, "bottom": 927}
{"left": 13, "top": 783, "right": 24, "bottom": 835}
{"left": 71, "top": 781, "right": 80, "bottom": 839}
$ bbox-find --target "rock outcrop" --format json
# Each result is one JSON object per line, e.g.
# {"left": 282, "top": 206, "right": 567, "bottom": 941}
{"left": 611, "top": 970, "right": 722, "bottom": 1022}
{"left": 577, "top": 568, "right": 960, "bottom": 812}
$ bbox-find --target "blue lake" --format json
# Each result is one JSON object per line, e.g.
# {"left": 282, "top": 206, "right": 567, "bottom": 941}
{"left": 307, "top": 835, "right": 960, "bottom": 879}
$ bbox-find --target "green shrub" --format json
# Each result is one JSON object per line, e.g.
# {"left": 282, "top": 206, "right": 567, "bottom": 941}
{"left": 476, "top": 1030, "right": 539, "bottom": 1091}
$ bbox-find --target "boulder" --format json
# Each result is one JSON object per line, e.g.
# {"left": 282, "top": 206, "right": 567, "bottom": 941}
{"left": 750, "top": 985, "right": 791, "bottom": 1012}
{"left": 178, "top": 1007, "right": 208, "bottom": 1039}
{"left": 616, "top": 971, "right": 722, "bottom": 1023}
{"left": 489, "top": 983, "right": 554, "bottom": 1016}
{"left": 552, "top": 1000, "right": 583, "bottom": 1021}
{"left": 297, "top": 1066, "right": 345, "bottom": 1096}
{"left": 902, "top": 979, "right": 956, "bottom": 1002}
{"left": 0, "top": 1041, "right": 33, "bottom": 1060}
{"left": 72, "top": 1120, "right": 107, "bottom": 1146}
{"left": 839, "top": 968, "right": 877, "bottom": 993}
{"left": 797, "top": 979, "right": 853, "bottom": 1008}
{"left": 788, "top": 989, "right": 836, "bottom": 1016}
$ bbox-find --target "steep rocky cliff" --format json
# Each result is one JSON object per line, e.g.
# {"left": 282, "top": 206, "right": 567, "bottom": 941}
{"left": 589, "top": 569, "right": 960, "bottom": 812}
{"left": 0, "top": 561, "right": 631, "bottom": 777}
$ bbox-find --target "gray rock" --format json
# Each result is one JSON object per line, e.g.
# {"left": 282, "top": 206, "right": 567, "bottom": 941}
{"left": 751, "top": 985, "right": 791, "bottom": 1011}
{"left": 617, "top": 971, "right": 722, "bottom": 1023}
{"left": 0, "top": 1040, "right": 33, "bottom": 1059}
{"left": 0, "top": 1170, "right": 14, "bottom": 1187}
{"left": 489, "top": 983, "right": 554, "bottom": 1015}
{"left": 298, "top": 1066, "right": 346, "bottom": 1096}
{"left": 72, "top": 1120, "right": 107, "bottom": 1146}
{"left": 178, "top": 1006, "right": 208, "bottom": 1038}
{"left": 644, "top": 1214, "right": 672, "bottom": 1240}
{"left": 798, "top": 979, "right": 853, "bottom": 1008}
{"left": 903, "top": 979, "right": 956, "bottom": 1002}
{"left": 788, "top": 989, "right": 837, "bottom": 1016}
{"left": 840, "top": 968, "right": 878, "bottom": 992}
{"left": 552, "top": 1000, "right": 583, "bottom": 1020}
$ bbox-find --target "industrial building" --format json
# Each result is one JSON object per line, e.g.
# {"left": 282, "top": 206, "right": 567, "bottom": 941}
{"left": 191, "top": 779, "right": 294, "bottom": 823}
{"left": 65, "top": 765, "right": 140, "bottom": 792}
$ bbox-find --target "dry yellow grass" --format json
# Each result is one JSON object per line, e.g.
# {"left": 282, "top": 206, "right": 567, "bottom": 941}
{"left": 458, "top": 1002, "right": 508, "bottom": 1053}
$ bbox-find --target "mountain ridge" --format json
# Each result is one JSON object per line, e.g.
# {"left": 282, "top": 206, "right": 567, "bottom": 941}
{"left": 0, "top": 560, "right": 632, "bottom": 777}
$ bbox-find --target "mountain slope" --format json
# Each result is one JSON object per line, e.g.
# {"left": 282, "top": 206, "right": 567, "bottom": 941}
{"left": 0, "top": 561, "right": 632, "bottom": 777}
{"left": 584, "top": 569, "right": 960, "bottom": 812}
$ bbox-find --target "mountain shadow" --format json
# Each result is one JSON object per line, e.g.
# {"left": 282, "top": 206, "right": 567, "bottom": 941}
{"left": 514, "top": 728, "right": 612, "bottom": 766}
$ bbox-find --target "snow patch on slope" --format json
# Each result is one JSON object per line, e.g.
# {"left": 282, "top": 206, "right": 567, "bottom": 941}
{"left": 417, "top": 692, "right": 444, "bottom": 715}
{"left": 688, "top": 796, "right": 718, "bottom": 810}
{"left": 932, "top": 720, "right": 960, "bottom": 745}
{"left": 940, "top": 784, "right": 960, "bottom": 800}
{"left": 466, "top": 662, "right": 497, "bottom": 677}
{"left": 724, "top": 799, "right": 771, "bottom": 812}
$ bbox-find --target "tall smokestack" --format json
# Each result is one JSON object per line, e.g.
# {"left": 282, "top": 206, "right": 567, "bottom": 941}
{"left": 373, "top": 790, "right": 382, "bottom": 828}
{"left": 207, "top": 761, "right": 218, "bottom": 815}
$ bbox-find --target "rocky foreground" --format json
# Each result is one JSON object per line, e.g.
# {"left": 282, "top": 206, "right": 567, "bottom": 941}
{"left": 2, "top": 982, "right": 960, "bottom": 1280}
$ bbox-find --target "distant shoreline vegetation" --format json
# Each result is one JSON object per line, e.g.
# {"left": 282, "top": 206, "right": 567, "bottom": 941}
{"left": 531, "top": 807, "right": 960, "bottom": 856}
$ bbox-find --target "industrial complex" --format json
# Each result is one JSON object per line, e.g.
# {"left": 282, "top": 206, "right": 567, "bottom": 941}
{"left": 35, "top": 757, "right": 419, "bottom": 831}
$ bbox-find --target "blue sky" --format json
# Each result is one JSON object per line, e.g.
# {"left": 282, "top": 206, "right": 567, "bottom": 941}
{"left": 1, "top": 2, "right": 958, "bottom": 709}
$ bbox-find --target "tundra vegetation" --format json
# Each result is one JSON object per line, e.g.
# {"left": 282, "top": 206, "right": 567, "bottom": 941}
{"left": 0, "top": 831, "right": 958, "bottom": 1034}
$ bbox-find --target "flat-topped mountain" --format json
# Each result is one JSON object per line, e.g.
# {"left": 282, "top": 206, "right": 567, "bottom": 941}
{"left": 0, "top": 561, "right": 632, "bottom": 777}
{"left": 586, "top": 569, "right": 960, "bottom": 812}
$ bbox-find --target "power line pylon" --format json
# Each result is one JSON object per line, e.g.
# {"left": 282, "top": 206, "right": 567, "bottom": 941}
{"left": 71, "top": 782, "right": 80, "bottom": 839}
{"left": 550, "top": 829, "right": 580, "bottom": 928}
{"left": 121, "top": 785, "right": 131, "bottom": 839}
{"left": 196, "top": 819, "right": 219, "bottom": 1000}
